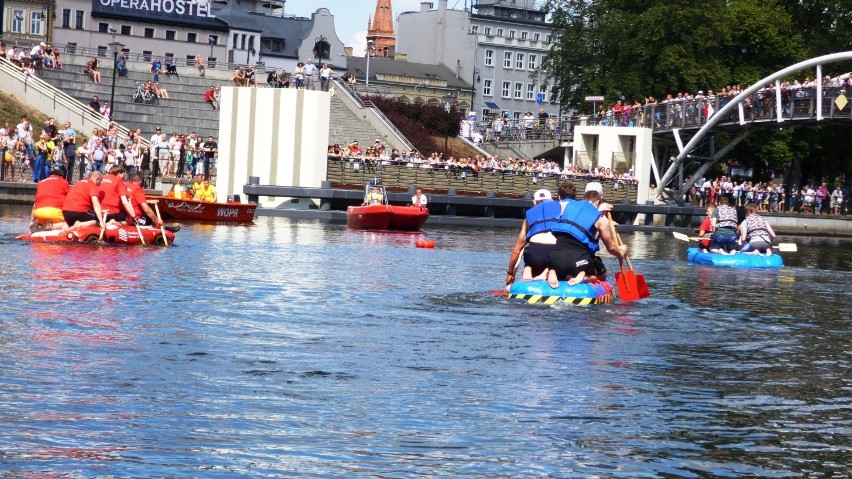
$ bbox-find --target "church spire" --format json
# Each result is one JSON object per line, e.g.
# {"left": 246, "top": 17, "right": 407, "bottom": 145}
{"left": 367, "top": 0, "right": 395, "bottom": 58}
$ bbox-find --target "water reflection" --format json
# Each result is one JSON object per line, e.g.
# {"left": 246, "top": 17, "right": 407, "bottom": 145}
{"left": 0, "top": 203, "right": 851, "bottom": 477}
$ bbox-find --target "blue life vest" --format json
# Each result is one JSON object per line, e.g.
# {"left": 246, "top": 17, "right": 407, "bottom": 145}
{"left": 551, "top": 200, "right": 601, "bottom": 252}
{"left": 525, "top": 200, "right": 561, "bottom": 240}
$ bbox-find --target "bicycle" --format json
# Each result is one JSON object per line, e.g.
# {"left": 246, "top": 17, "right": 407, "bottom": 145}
{"left": 132, "top": 83, "right": 159, "bottom": 105}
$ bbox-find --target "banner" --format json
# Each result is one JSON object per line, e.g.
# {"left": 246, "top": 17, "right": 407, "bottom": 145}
{"left": 92, "top": 0, "right": 223, "bottom": 27}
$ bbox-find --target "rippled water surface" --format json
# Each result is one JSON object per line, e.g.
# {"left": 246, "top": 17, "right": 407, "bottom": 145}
{"left": 1, "top": 204, "right": 850, "bottom": 478}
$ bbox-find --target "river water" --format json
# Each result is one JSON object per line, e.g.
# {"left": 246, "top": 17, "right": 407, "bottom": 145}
{"left": 1, "top": 204, "right": 850, "bottom": 478}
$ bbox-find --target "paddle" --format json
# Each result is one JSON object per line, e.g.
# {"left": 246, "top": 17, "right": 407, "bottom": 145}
{"left": 134, "top": 217, "right": 146, "bottom": 245}
{"left": 153, "top": 202, "right": 169, "bottom": 247}
{"left": 608, "top": 213, "right": 650, "bottom": 301}
{"left": 671, "top": 232, "right": 797, "bottom": 252}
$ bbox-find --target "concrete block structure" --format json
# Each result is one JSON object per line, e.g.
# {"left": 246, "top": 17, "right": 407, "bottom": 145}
{"left": 216, "top": 86, "right": 330, "bottom": 207}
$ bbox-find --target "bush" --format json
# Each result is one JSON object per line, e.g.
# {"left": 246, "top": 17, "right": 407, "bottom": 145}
{"left": 364, "top": 95, "right": 465, "bottom": 156}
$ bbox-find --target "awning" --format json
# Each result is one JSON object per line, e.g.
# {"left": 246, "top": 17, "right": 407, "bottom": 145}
{"left": 484, "top": 101, "right": 501, "bottom": 109}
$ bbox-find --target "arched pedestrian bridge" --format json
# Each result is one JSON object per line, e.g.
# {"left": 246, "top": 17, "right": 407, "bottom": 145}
{"left": 651, "top": 52, "right": 852, "bottom": 200}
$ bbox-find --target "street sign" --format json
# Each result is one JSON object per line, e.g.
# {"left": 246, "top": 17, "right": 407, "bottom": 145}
{"left": 536, "top": 92, "right": 544, "bottom": 104}
{"left": 585, "top": 95, "right": 604, "bottom": 102}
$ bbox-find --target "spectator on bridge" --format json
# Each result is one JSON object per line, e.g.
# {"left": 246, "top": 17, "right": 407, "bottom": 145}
{"left": 86, "top": 57, "right": 102, "bottom": 84}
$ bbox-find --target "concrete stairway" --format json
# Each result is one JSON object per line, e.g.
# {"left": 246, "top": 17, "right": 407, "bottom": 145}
{"left": 35, "top": 60, "right": 414, "bottom": 151}
{"left": 36, "top": 63, "right": 229, "bottom": 139}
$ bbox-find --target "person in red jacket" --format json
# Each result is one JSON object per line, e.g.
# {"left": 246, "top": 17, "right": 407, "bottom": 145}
{"left": 125, "top": 173, "right": 163, "bottom": 228}
{"left": 30, "top": 165, "right": 70, "bottom": 231}
{"left": 98, "top": 165, "right": 136, "bottom": 224}
{"left": 62, "top": 171, "right": 105, "bottom": 231}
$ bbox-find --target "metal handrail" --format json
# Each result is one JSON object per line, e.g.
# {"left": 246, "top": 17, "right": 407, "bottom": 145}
{"left": 333, "top": 78, "right": 414, "bottom": 151}
{"left": 0, "top": 36, "right": 266, "bottom": 73}
{"left": 0, "top": 56, "right": 144, "bottom": 146}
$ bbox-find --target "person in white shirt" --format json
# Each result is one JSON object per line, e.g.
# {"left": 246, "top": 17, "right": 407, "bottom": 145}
{"left": 411, "top": 189, "right": 428, "bottom": 207}
{"left": 302, "top": 59, "right": 318, "bottom": 90}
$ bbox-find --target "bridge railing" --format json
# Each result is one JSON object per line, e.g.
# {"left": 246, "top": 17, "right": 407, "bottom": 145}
{"left": 582, "top": 86, "right": 852, "bottom": 132}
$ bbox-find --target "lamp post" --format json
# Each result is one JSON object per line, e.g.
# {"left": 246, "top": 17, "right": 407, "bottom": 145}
{"left": 365, "top": 39, "right": 374, "bottom": 90}
{"left": 108, "top": 29, "right": 123, "bottom": 122}
{"left": 208, "top": 35, "right": 215, "bottom": 67}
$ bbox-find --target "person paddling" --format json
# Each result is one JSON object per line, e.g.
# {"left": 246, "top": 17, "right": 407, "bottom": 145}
{"left": 505, "top": 188, "right": 562, "bottom": 286}
{"left": 30, "top": 165, "right": 70, "bottom": 232}
{"left": 99, "top": 165, "right": 136, "bottom": 224}
{"left": 62, "top": 171, "right": 105, "bottom": 231}
{"left": 738, "top": 203, "right": 776, "bottom": 255}
{"left": 546, "top": 182, "right": 626, "bottom": 288}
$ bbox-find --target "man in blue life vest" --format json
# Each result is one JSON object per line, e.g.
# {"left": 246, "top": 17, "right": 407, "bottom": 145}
{"left": 506, "top": 180, "right": 580, "bottom": 287}
{"left": 710, "top": 196, "right": 739, "bottom": 254}
{"left": 546, "top": 182, "right": 627, "bottom": 288}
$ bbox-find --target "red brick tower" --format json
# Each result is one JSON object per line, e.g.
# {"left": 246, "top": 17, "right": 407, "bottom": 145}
{"left": 367, "top": 0, "right": 395, "bottom": 57}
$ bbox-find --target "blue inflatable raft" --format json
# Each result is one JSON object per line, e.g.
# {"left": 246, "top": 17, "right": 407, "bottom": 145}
{"left": 687, "top": 247, "right": 783, "bottom": 269}
{"left": 508, "top": 280, "right": 615, "bottom": 305}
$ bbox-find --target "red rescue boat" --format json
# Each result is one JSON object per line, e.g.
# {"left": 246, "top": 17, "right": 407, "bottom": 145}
{"left": 17, "top": 224, "right": 176, "bottom": 246}
{"left": 346, "top": 183, "right": 429, "bottom": 231}
{"left": 149, "top": 195, "right": 256, "bottom": 223}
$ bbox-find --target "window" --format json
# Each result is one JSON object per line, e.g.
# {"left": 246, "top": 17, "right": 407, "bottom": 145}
{"left": 209, "top": 57, "right": 217, "bottom": 68}
{"left": 503, "top": 51, "right": 512, "bottom": 68}
{"left": 508, "top": 30, "right": 516, "bottom": 38}
{"left": 270, "top": 40, "right": 282, "bottom": 52}
{"left": 75, "top": 10, "right": 84, "bottom": 29}
{"left": 484, "top": 49, "right": 494, "bottom": 66}
{"left": 545, "top": 34, "right": 552, "bottom": 43}
{"left": 11, "top": 10, "right": 24, "bottom": 33}
{"left": 120, "top": 25, "right": 131, "bottom": 35}
{"left": 97, "top": 46, "right": 107, "bottom": 57}
{"left": 526, "top": 84, "right": 535, "bottom": 100}
{"left": 187, "top": 32, "right": 197, "bottom": 43}
{"left": 98, "top": 22, "right": 109, "bottom": 33}
{"left": 538, "top": 86, "right": 547, "bottom": 103}
{"left": 144, "top": 28, "right": 154, "bottom": 38}
{"left": 470, "top": 25, "right": 478, "bottom": 34}
{"left": 533, "top": 33, "right": 541, "bottom": 41}
{"left": 185, "top": 55, "right": 195, "bottom": 64}
{"left": 31, "top": 12, "right": 43, "bottom": 35}
{"left": 208, "top": 35, "right": 218, "bottom": 45}
{"left": 514, "top": 82, "right": 523, "bottom": 99}
{"left": 484, "top": 26, "right": 491, "bottom": 35}
{"left": 496, "top": 28, "right": 504, "bottom": 37}
{"left": 528, "top": 54, "right": 537, "bottom": 70}
{"left": 62, "top": 9, "right": 70, "bottom": 28}
{"left": 501, "top": 81, "right": 510, "bottom": 98}
{"left": 516, "top": 53, "right": 524, "bottom": 69}
{"left": 165, "top": 30, "right": 176, "bottom": 40}
{"left": 513, "top": 111, "right": 521, "bottom": 119}
{"left": 520, "top": 31, "right": 528, "bottom": 40}
{"left": 66, "top": 42, "right": 77, "bottom": 53}
{"left": 142, "top": 50, "right": 152, "bottom": 61}
{"left": 483, "top": 79, "right": 492, "bottom": 96}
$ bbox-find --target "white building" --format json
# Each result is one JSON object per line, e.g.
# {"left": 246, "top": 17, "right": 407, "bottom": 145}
{"left": 397, "top": 0, "right": 554, "bottom": 120}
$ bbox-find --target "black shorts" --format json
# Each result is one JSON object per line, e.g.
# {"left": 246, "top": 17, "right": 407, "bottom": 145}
{"left": 62, "top": 210, "right": 100, "bottom": 226}
{"left": 105, "top": 211, "right": 127, "bottom": 223}
{"left": 547, "top": 244, "right": 596, "bottom": 281}
{"left": 522, "top": 242, "right": 557, "bottom": 277}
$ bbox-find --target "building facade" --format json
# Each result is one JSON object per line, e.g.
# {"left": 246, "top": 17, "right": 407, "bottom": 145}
{"left": 397, "top": 0, "right": 554, "bottom": 120}
{"left": 345, "top": 54, "right": 472, "bottom": 112}
{"left": 40, "top": 0, "right": 343, "bottom": 73}
{"left": 2, "top": 0, "right": 53, "bottom": 44}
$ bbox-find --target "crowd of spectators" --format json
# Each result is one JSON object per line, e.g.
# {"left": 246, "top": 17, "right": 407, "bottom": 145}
{"left": 686, "top": 175, "right": 847, "bottom": 215}
{"left": 1, "top": 116, "right": 217, "bottom": 187}
{"left": 1, "top": 41, "right": 64, "bottom": 77}
{"left": 327, "top": 139, "right": 637, "bottom": 184}
{"left": 586, "top": 72, "right": 852, "bottom": 129}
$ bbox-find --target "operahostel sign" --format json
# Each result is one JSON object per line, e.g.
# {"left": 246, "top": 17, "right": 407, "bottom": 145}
{"left": 92, "top": 0, "right": 222, "bottom": 27}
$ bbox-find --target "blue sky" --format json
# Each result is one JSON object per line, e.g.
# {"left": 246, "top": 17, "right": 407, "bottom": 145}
{"left": 286, "top": 0, "right": 448, "bottom": 55}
